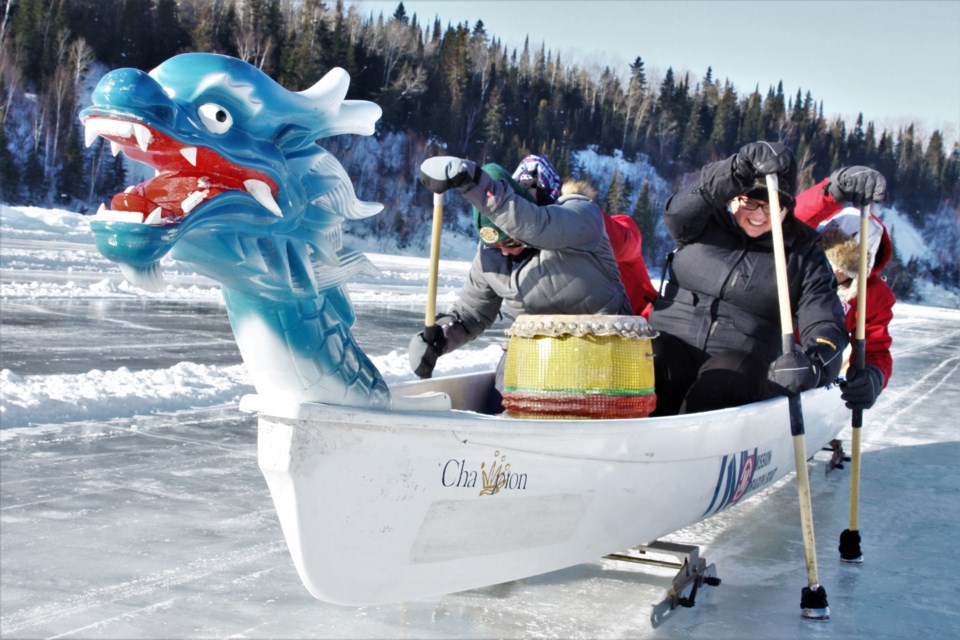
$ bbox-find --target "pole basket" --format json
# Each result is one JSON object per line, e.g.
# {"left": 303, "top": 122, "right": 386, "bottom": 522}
{"left": 800, "top": 584, "right": 830, "bottom": 620}
{"left": 839, "top": 528, "right": 863, "bottom": 563}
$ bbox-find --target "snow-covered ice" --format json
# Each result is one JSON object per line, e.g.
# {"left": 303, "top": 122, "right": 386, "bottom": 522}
{"left": 1, "top": 204, "right": 958, "bottom": 638}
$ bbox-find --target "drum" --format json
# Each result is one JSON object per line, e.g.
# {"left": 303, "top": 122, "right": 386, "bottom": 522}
{"left": 502, "top": 315, "right": 657, "bottom": 419}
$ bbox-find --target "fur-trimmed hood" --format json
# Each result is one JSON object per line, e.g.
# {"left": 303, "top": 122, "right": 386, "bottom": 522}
{"left": 817, "top": 207, "right": 893, "bottom": 278}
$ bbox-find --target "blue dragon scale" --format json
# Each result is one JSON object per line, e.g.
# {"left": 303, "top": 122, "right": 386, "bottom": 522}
{"left": 81, "top": 53, "right": 390, "bottom": 408}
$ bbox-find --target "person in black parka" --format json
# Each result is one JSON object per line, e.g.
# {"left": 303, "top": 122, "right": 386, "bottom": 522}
{"left": 649, "top": 141, "right": 848, "bottom": 415}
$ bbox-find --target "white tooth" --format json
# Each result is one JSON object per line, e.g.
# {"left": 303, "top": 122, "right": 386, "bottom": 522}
{"left": 87, "top": 118, "right": 134, "bottom": 139}
{"left": 197, "top": 176, "right": 211, "bottom": 189}
{"left": 144, "top": 207, "right": 163, "bottom": 225}
{"left": 181, "top": 190, "right": 208, "bottom": 214}
{"left": 180, "top": 147, "right": 198, "bottom": 166}
{"left": 93, "top": 209, "right": 145, "bottom": 223}
{"left": 244, "top": 179, "right": 282, "bottom": 217}
{"left": 110, "top": 141, "right": 123, "bottom": 156}
{"left": 84, "top": 127, "right": 98, "bottom": 148}
{"left": 123, "top": 185, "right": 135, "bottom": 194}
{"left": 133, "top": 123, "right": 152, "bottom": 152}
{"left": 96, "top": 203, "right": 107, "bottom": 217}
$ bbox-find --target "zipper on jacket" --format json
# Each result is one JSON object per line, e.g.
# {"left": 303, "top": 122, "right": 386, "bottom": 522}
{"left": 704, "top": 244, "right": 747, "bottom": 347}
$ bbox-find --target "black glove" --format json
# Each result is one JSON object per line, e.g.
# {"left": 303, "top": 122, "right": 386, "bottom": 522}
{"left": 768, "top": 350, "right": 821, "bottom": 396}
{"left": 733, "top": 141, "right": 794, "bottom": 182}
{"left": 408, "top": 323, "right": 447, "bottom": 379}
{"left": 827, "top": 166, "right": 887, "bottom": 206}
{"left": 840, "top": 364, "right": 884, "bottom": 410}
{"left": 419, "top": 156, "right": 481, "bottom": 194}
{"left": 805, "top": 337, "right": 844, "bottom": 385}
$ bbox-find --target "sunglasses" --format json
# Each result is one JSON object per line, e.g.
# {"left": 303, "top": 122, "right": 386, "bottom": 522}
{"left": 737, "top": 197, "right": 776, "bottom": 214}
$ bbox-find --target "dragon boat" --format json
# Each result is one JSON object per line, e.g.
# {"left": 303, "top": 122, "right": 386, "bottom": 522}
{"left": 80, "top": 53, "right": 848, "bottom": 607}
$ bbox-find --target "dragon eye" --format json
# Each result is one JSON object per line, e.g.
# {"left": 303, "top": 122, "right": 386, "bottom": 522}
{"left": 198, "top": 103, "right": 233, "bottom": 134}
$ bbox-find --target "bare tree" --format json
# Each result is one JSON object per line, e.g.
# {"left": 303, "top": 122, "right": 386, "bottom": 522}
{"left": 0, "top": 0, "right": 12, "bottom": 51}
{"left": 369, "top": 15, "right": 416, "bottom": 89}
{"left": 392, "top": 62, "right": 427, "bottom": 100}
{"left": 0, "top": 46, "right": 21, "bottom": 127}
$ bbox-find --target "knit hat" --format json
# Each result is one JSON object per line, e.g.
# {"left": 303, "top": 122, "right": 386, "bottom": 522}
{"left": 744, "top": 178, "right": 797, "bottom": 207}
{"left": 512, "top": 155, "right": 561, "bottom": 204}
{"left": 474, "top": 209, "right": 509, "bottom": 246}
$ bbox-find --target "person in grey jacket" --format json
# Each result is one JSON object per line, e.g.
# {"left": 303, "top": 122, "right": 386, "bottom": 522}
{"left": 649, "top": 141, "right": 849, "bottom": 415}
{"left": 410, "top": 155, "right": 631, "bottom": 386}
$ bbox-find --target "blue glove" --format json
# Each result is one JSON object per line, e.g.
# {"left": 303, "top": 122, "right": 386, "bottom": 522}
{"left": 768, "top": 350, "right": 821, "bottom": 396}
{"left": 840, "top": 364, "right": 884, "bottom": 410}
{"left": 419, "top": 156, "right": 481, "bottom": 194}
{"left": 827, "top": 166, "right": 887, "bottom": 206}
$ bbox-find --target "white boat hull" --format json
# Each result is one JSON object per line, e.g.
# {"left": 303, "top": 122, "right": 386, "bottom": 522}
{"left": 244, "top": 371, "right": 847, "bottom": 605}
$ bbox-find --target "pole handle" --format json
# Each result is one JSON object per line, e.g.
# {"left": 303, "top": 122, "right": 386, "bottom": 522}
{"left": 425, "top": 193, "right": 444, "bottom": 328}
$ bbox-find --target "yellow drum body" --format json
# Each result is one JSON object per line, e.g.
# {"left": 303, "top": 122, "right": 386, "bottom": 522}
{"left": 503, "top": 315, "right": 657, "bottom": 419}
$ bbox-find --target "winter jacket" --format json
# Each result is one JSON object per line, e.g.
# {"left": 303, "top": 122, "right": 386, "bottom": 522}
{"left": 649, "top": 155, "right": 849, "bottom": 376}
{"left": 794, "top": 179, "right": 895, "bottom": 386}
{"left": 443, "top": 168, "right": 631, "bottom": 350}
{"left": 604, "top": 213, "right": 658, "bottom": 319}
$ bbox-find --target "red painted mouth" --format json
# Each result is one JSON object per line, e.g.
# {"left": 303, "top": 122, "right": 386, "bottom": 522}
{"left": 83, "top": 116, "right": 281, "bottom": 225}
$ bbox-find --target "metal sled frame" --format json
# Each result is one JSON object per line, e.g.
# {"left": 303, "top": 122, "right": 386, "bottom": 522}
{"left": 606, "top": 541, "right": 721, "bottom": 627}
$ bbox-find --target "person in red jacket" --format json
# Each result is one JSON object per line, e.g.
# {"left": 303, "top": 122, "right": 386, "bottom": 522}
{"left": 794, "top": 166, "right": 895, "bottom": 410}
{"left": 555, "top": 178, "right": 658, "bottom": 318}
{"left": 511, "top": 155, "right": 658, "bottom": 319}
{"left": 599, "top": 212, "right": 658, "bottom": 319}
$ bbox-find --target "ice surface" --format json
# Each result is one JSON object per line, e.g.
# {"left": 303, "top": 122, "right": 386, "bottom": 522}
{"left": 1, "top": 205, "right": 959, "bottom": 638}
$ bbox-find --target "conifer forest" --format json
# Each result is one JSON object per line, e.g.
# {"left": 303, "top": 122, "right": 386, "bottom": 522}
{"left": 1, "top": 0, "right": 957, "bottom": 297}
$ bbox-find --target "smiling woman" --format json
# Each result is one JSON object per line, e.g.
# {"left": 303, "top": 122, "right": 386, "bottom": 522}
{"left": 730, "top": 195, "right": 787, "bottom": 238}
{"left": 648, "top": 141, "right": 848, "bottom": 416}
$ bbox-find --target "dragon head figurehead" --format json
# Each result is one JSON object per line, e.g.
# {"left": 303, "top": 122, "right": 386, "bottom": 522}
{"left": 81, "top": 52, "right": 382, "bottom": 294}
{"left": 81, "top": 53, "right": 390, "bottom": 408}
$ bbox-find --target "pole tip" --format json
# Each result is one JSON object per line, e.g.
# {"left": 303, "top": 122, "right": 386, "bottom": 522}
{"left": 800, "top": 584, "right": 830, "bottom": 621}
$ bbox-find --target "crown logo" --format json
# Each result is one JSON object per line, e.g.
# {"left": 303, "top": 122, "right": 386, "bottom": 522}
{"left": 480, "top": 450, "right": 510, "bottom": 496}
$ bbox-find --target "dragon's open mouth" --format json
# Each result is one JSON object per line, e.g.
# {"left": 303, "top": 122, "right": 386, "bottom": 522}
{"left": 84, "top": 117, "right": 282, "bottom": 225}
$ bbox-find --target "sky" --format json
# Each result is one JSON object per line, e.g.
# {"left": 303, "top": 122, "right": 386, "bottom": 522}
{"left": 349, "top": 0, "right": 960, "bottom": 145}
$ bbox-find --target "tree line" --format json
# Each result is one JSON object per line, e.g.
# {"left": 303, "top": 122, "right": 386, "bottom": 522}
{"left": 1, "top": 0, "right": 957, "bottom": 297}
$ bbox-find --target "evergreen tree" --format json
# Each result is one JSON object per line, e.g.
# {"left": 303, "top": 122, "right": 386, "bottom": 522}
{"left": 943, "top": 142, "right": 960, "bottom": 207}
{"left": 605, "top": 168, "right": 627, "bottom": 214}
{"left": 152, "top": 0, "right": 190, "bottom": 66}
{"left": 632, "top": 180, "right": 657, "bottom": 263}
{"left": 738, "top": 88, "right": 762, "bottom": 147}
{"left": 884, "top": 235, "right": 918, "bottom": 301}
{"left": 23, "top": 147, "right": 45, "bottom": 204}
{"left": 918, "top": 129, "right": 946, "bottom": 210}
{"left": 707, "top": 80, "right": 738, "bottom": 158}
{"left": 56, "top": 127, "right": 85, "bottom": 203}
{"left": 481, "top": 84, "right": 505, "bottom": 163}
{"left": 0, "top": 119, "right": 20, "bottom": 201}
{"left": 680, "top": 91, "right": 707, "bottom": 167}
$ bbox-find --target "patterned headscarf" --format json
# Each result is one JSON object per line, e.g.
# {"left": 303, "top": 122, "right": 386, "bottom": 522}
{"left": 512, "top": 155, "right": 561, "bottom": 204}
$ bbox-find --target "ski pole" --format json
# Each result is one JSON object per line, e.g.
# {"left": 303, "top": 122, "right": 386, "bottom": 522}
{"left": 840, "top": 203, "right": 871, "bottom": 563}
{"left": 417, "top": 192, "right": 444, "bottom": 379}
{"left": 425, "top": 193, "right": 444, "bottom": 327}
{"left": 766, "top": 173, "right": 830, "bottom": 621}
